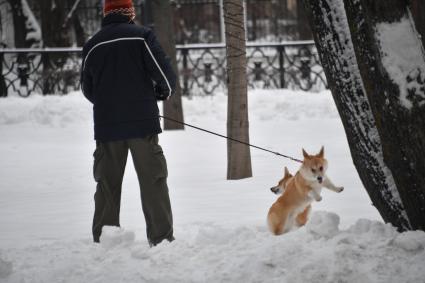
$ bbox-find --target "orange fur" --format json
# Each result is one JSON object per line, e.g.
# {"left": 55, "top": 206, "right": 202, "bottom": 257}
{"left": 267, "top": 147, "right": 344, "bottom": 235}
{"left": 296, "top": 205, "right": 311, "bottom": 226}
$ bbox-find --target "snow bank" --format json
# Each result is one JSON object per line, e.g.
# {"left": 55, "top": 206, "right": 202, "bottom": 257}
{"left": 0, "top": 90, "right": 336, "bottom": 127}
{"left": 2, "top": 89, "right": 419, "bottom": 282}
{"left": 0, "top": 257, "right": 13, "bottom": 279}
{"left": 392, "top": 231, "right": 425, "bottom": 252}
{"left": 1, "top": 212, "right": 425, "bottom": 283}
{"left": 0, "top": 92, "right": 92, "bottom": 127}
{"left": 100, "top": 226, "right": 135, "bottom": 249}
{"left": 306, "top": 210, "right": 340, "bottom": 238}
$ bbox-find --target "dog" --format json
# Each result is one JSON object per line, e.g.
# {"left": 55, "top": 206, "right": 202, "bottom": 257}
{"left": 270, "top": 167, "right": 293, "bottom": 195}
{"left": 267, "top": 147, "right": 344, "bottom": 235}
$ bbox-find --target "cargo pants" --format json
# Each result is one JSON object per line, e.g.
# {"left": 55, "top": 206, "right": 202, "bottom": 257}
{"left": 92, "top": 135, "right": 173, "bottom": 246}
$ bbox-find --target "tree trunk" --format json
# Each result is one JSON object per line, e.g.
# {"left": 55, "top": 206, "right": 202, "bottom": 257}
{"left": 151, "top": 0, "right": 184, "bottom": 130}
{"left": 72, "top": 13, "right": 85, "bottom": 47}
{"left": 0, "top": 52, "right": 7, "bottom": 97}
{"left": 7, "top": 0, "right": 40, "bottom": 97}
{"left": 66, "top": 0, "right": 85, "bottom": 47}
{"left": 39, "top": 0, "right": 71, "bottom": 47}
{"left": 296, "top": 0, "right": 312, "bottom": 40}
{"left": 410, "top": 0, "right": 425, "bottom": 48}
{"left": 224, "top": 0, "right": 252, "bottom": 180}
{"left": 344, "top": 0, "right": 425, "bottom": 230}
{"left": 39, "top": 0, "right": 72, "bottom": 94}
{"left": 7, "top": 0, "right": 27, "bottom": 48}
{"left": 301, "top": 0, "right": 410, "bottom": 230}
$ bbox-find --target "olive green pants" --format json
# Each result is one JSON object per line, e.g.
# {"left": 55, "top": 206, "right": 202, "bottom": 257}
{"left": 92, "top": 135, "right": 173, "bottom": 246}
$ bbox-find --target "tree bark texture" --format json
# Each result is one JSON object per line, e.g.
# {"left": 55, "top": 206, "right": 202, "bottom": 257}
{"left": 151, "top": 0, "right": 184, "bottom": 130}
{"left": 39, "top": 0, "right": 71, "bottom": 47}
{"left": 301, "top": 0, "right": 410, "bottom": 230}
{"left": 39, "top": 0, "right": 72, "bottom": 94}
{"left": 224, "top": 0, "right": 252, "bottom": 180}
{"left": 7, "top": 0, "right": 27, "bottom": 48}
{"left": 66, "top": 0, "right": 85, "bottom": 47}
{"left": 0, "top": 8, "right": 4, "bottom": 96}
{"left": 410, "top": 0, "right": 425, "bottom": 48}
{"left": 344, "top": 0, "right": 425, "bottom": 230}
{"left": 296, "top": 0, "right": 312, "bottom": 40}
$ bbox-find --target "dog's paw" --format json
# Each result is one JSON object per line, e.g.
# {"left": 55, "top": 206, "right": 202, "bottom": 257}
{"left": 336, "top": 187, "right": 344, "bottom": 193}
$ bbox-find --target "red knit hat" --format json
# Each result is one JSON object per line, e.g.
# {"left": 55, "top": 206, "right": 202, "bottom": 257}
{"left": 103, "top": 0, "right": 135, "bottom": 19}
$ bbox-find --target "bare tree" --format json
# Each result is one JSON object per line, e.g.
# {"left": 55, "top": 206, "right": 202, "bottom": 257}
{"left": 39, "top": 0, "right": 72, "bottom": 94}
{"left": 64, "top": 0, "right": 85, "bottom": 46}
{"left": 0, "top": 6, "right": 6, "bottom": 97}
{"left": 150, "top": 0, "right": 184, "bottom": 130}
{"left": 343, "top": 0, "right": 425, "bottom": 231}
{"left": 302, "top": 0, "right": 410, "bottom": 230}
{"left": 223, "top": 0, "right": 252, "bottom": 180}
{"left": 303, "top": 0, "right": 425, "bottom": 231}
{"left": 410, "top": 0, "right": 425, "bottom": 48}
{"left": 39, "top": 0, "right": 71, "bottom": 47}
{"left": 7, "top": 0, "right": 27, "bottom": 48}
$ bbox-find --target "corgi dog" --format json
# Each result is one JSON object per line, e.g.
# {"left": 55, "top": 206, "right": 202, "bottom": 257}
{"left": 267, "top": 147, "right": 344, "bottom": 235}
{"left": 270, "top": 167, "right": 293, "bottom": 195}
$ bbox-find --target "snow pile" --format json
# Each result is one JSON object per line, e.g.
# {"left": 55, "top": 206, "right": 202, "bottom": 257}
{"left": 1, "top": 212, "right": 425, "bottom": 282}
{"left": 392, "top": 231, "right": 425, "bottom": 252}
{"left": 0, "top": 92, "right": 92, "bottom": 126}
{"left": 0, "top": 257, "right": 13, "bottom": 279}
{"left": 100, "top": 226, "right": 135, "bottom": 249}
{"left": 183, "top": 90, "right": 339, "bottom": 123}
{"left": 306, "top": 210, "right": 340, "bottom": 238}
{"left": 376, "top": 14, "right": 425, "bottom": 109}
{"left": 0, "top": 90, "right": 336, "bottom": 127}
{"left": 1, "top": 89, "right": 422, "bottom": 282}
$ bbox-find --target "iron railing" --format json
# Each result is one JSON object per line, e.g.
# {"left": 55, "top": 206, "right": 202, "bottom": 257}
{"left": 0, "top": 42, "right": 327, "bottom": 97}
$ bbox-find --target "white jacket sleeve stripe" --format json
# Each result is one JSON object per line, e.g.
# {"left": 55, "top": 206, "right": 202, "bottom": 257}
{"left": 83, "top": 37, "right": 146, "bottom": 71}
{"left": 143, "top": 41, "right": 172, "bottom": 97}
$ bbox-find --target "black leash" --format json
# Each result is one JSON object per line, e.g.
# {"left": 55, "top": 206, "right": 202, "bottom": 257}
{"left": 159, "top": 115, "right": 303, "bottom": 163}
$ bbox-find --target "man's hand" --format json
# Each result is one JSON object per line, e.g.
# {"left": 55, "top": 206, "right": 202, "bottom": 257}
{"left": 154, "top": 85, "right": 170, "bottom": 101}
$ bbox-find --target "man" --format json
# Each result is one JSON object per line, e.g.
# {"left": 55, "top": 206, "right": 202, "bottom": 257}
{"left": 80, "top": 0, "right": 175, "bottom": 246}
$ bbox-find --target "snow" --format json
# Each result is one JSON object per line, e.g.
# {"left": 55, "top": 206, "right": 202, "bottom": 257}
{"left": 306, "top": 211, "right": 340, "bottom": 238}
{"left": 99, "top": 227, "right": 136, "bottom": 249}
{"left": 375, "top": 14, "right": 425, "bottom": 109}
{"left": 0, "top": 89, "right": 424, "bottom": 282}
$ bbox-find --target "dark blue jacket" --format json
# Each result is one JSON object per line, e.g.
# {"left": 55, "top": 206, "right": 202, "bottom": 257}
{"left": 81, "top": 13, "right": 176, "bottom": 142}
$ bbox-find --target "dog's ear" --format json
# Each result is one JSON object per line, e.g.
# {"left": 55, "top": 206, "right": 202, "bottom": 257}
{"left": 284, "top": 167, "right": 290, "bottom": 177}
{"left": 302, "top": 148, "right": 309, "bottom": 159}
{"left": 317, "top": 146, "right": 325, "bottom": 158}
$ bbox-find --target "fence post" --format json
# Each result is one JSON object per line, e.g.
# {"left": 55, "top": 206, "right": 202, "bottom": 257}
{"left": 0, "top": 51, "right": 6, "bottom": 97}
{"left": 278, "top": 45, "right": 285, "bottom": 88}
{"left": 42, "top": 52, "right": 51, "bottom": 95}
{"left": 182, "top": 47, "right": 190, "bottom": 96}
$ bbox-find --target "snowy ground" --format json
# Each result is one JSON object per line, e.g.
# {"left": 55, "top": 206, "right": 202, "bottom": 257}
{"left": 0, "top": 90, "right": 424, "bottom": 282}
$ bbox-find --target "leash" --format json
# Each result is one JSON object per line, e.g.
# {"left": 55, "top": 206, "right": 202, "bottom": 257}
{"left": 159, "top": 115, "right": 303, "bottom": 163}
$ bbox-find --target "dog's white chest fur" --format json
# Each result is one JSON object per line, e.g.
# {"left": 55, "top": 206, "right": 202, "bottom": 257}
{"left": 294, "top": 199, "right": 312, "bottom": 215}
{"left": 284, "top": 199, "right": 312, "bottom": 232}
{"left": 308, "top": 185, "right": 322, "bottom": 200}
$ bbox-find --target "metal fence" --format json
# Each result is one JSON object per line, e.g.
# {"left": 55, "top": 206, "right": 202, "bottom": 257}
{"left": 0, "top": 42, "right": 326, "bottom": 97}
